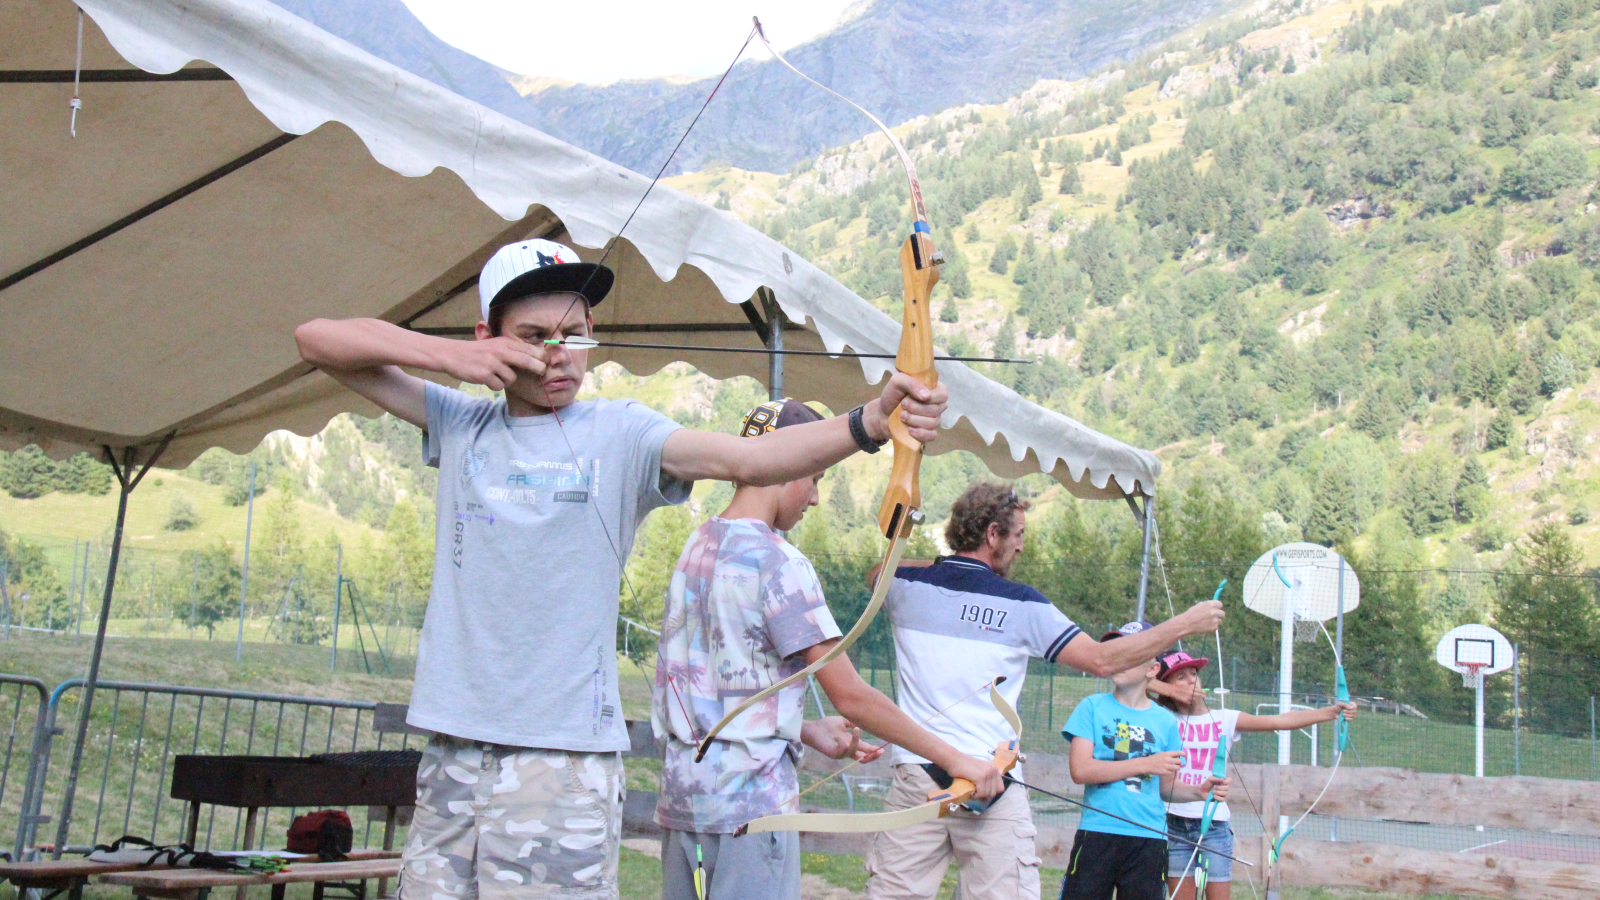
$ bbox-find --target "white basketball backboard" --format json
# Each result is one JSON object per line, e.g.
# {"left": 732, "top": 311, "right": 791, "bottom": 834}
{"left": 1242, "top": 543, "right": 1360, "bottom": 622}
{"left": 1435, "top": 624, "right": 1514, "bottom": 676}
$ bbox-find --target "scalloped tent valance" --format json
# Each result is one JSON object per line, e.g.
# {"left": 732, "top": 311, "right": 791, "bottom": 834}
{"left": 0, "top": 0, "right": 1158, "bottom": 501}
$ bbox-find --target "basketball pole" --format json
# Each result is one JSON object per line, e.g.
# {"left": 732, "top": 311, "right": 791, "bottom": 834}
{"left": 1474, "top": 666, "right": 1485, "bottom": 779}
{"left": 1276, "top": 570, "right": 1293, "bottom": 839}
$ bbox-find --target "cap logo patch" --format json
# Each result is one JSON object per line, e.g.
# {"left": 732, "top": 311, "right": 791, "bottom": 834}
{"left": 536, "top": 249, "right": 563, "bottom": 266}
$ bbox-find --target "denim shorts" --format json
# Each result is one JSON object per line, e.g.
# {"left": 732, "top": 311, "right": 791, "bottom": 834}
{"left": 1165, "top": 815, "right": 1233, "bottom": 883}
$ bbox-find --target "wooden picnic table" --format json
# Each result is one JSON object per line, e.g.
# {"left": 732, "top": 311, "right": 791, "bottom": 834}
{"left": 98, "top": 856, "right": 401, "bottom": 900}
{"left": 0, "top": 850, "right": 399, "bottom": 900}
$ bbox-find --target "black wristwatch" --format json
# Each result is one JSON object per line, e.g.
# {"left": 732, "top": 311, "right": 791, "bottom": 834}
{"left": 848, "top": 404, "right": 887, "bottom": 454}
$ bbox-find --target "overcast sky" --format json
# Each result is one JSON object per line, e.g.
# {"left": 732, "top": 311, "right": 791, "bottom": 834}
{"left": 398, "top": 0, "right": 859, "bottom": 85}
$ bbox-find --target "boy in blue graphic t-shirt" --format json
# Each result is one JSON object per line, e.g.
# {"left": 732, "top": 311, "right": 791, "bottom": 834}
{"left": 1059, "top": 622, "right": 1230, "bottom": 900}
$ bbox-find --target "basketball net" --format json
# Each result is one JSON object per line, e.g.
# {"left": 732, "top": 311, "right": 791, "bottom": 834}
{"left": 1461, "top": 663, "right": 1485, "bottom": 688}
{"left": 1292, "top": 611, "right": 1320, "bottom": 643}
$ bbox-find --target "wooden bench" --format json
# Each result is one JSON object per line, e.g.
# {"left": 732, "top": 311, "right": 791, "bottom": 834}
{"left": 98, "top": 857, "right": 401, "bottom": 900}
{"left": 0, "top": 851, "right": 398, "bottom": 900}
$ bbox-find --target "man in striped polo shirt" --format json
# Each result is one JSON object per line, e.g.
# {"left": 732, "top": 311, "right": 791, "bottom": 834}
{"left": 863, "top": 483, "right": 1226, "bottom": 900}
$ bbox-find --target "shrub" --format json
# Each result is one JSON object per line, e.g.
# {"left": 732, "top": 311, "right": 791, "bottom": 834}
{"left": 1501, "top": 135, "right": 1589, "bottom": 200}
{"left": 166, "top": 493, "right": 201, "bottom": 531}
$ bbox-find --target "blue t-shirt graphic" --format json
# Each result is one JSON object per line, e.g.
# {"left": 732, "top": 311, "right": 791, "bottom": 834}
{"left": 1063, "top": 693, "right": 1182, "bottom": 839}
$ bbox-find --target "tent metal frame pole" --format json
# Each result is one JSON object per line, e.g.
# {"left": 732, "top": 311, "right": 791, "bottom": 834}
{"left": 761, "top": 287, "right": 784, "bottom": 400}
{"left": 52, "top": 434, "right": 171, "bottom": 857}
{"left": 0, "top": 134, "right": 296, "bottom": 295}
{"left": 1133, "top": 494, "right": 1155, "bottom": 623}
{"left": 0, "top": 68, "right": 232, "bottom": 83}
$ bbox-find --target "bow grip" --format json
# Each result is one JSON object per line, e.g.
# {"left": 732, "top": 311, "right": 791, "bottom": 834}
{"left": 876, "top": 230, "right": 940, "bottom": 538}
{"left": 926, "top": 739, "right": 1018, "bottom": 817}
{"left": 1335, "top": 665, "right": 1350, "bottom": 752}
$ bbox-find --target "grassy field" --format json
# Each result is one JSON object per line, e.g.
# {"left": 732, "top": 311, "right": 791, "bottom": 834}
{"left": 0, "top": 470, "right": 382, "bottom": 572}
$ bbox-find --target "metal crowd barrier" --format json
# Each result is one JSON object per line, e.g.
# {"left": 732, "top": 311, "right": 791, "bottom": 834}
{"left": 0, "top": 676, "right": 48, "bottom": 860}
{"left": 0, "top": 676, "right": 422, "bottom": 859}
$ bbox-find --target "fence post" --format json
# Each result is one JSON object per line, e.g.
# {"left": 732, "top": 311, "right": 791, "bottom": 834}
{"left": 1591, "top": 696, "right": 1596, "bottom": 782}
{"left": 331, "top": 546, "right": 343, "bottom": 672}
{"left": 1263, "top": 763, "right": 1281, "bottom": 900}
{"left": 235, "top": 461, "right": 256, "bottom": 663}
{"left": 1513, "top": 643, "right": 1520, "bottom": 777}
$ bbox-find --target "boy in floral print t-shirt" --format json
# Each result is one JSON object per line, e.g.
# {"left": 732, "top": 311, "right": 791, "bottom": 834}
{"left": 651, "top": 399, "right": 1005, "bottom": 900}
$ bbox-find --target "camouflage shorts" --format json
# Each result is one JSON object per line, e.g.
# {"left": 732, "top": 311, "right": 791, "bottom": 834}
{"left": 398, "top": 735, "right": 624, "bottom": 900}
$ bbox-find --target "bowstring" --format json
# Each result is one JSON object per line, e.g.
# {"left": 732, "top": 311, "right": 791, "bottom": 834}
{"left": 1168, "top": 581, "right": 1229, "bottom": 900}
{"left": 522, "top": 25, "right": 756, "bottom": 712}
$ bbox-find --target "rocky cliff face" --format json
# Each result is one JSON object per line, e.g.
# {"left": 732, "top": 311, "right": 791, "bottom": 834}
{"left": 272, "top": 0, "right": 1228, "bottom": 173}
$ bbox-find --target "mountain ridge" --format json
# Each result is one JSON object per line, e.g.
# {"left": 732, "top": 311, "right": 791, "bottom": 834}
{"left": 273, "top": 0, "right": 1239, "bottom": 173}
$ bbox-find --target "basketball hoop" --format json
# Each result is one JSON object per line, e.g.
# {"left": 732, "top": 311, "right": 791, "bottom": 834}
{"left": 1435, "top": 624, "right": 1514, "bottom": 780}
{"left": 1293, "top": 615, "right": 1320, "bottom": 643}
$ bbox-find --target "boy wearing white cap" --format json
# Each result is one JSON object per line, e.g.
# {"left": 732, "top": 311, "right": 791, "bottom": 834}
{"left": 295, "top": 238, "right": 951, "bottom": 900}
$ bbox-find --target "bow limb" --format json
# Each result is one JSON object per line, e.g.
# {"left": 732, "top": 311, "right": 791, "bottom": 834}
{"left": 693, "top": 522, "right": 914, "bottom": 762}
{"left": 740, "top": 801, "right": 945, "bottom": 836}
{"left": 752, "top": 18, "right": 928, "bottom": 224}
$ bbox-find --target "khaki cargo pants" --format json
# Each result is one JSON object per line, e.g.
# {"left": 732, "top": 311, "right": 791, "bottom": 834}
{"left": 399, "top": 735, "right": 624, "bottom": 900}
{"left": 864, "top": 764, "right": 1041, "bottom": 900}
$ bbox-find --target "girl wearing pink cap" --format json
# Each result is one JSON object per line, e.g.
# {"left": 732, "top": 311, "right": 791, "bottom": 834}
{"left": 1150, "top": 652, "right": 1357, "bottom": 900}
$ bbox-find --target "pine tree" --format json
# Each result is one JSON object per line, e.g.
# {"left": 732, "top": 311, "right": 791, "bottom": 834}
{"left": 182, "top": 542, "right": 241, "bottom": 639}
{"left": 0, "top": 446, "right": 57, "bottom": 499}
{"left": 939, "top": 289, "right": 960, "bottom": 323}
{"left": 1106, "top": 144, "right": 1123, "bottom": 166}
{"left": 1058, "top": 164, "right": 1082, "bottom": 195}
{"left": 1352, "top": 387, "right": 1402, "bottom": 440}
{"left": 1454, "top": 456, "right": 1489, "bottom": 522}
{"left": 1498, "top": 522, "right": 1600, "bottom": 657}
{"left": 943, "top": 246, "right": 972, "bottom": 298}
{"left": 1015, "top": 172, "right": 1044, "bottom": 216}
{"left": 1485, "top": 406, "right": 1515, "bottom": 450}
{"left": 256, "top": 473, "right": 306, "bottom": 611}
{"left": 1306, "top": 465, "right": 1363, "bottom": 546}
{"left": 989, "top": 234, "right": 1018, "bottom": 274}
{"left": 993, "top": 313, "right": 1018, "bottom": 361}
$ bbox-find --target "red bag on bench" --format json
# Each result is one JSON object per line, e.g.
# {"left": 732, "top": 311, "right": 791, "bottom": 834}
{"left": 287, "top": 810, "right": 353, "bottom": 860}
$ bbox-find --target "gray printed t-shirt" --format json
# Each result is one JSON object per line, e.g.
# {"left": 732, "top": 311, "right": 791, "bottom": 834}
{"left": 408, "top": 382, "right": 691, "bottom": 751}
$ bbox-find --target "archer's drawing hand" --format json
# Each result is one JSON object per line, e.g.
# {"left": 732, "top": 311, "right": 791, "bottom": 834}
{"left": 442, "top": 336, "right": 547, "bottom": 391}
{"left": 1142, "top": 751, "right": 1186, "bottom": 778}
{"left": 802, "top": 717, "right": 883, "bottom": 762}
{"left": 868, "top": 372, "right": 950, "bottom": 444}
{"left": 1168, "top": 678, "right": 1203, "bottom": 708}
{"left": 947, "top": 755, "right": 1006, "bottom": 801}
{"left": 1176, "top": 600, "right": 1225, "bottom": 637}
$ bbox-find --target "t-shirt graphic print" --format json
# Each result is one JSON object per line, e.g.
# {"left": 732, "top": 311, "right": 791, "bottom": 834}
{"left": 1063, "top": 693, "right": 1181, "bottom": 839}
{"left": 409, "top": 383, "right": 690, "bottom": 752}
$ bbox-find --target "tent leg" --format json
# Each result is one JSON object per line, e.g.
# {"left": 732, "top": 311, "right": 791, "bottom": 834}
{"left": 762, "top": 287, "right": 784, "bottom": 401}
{"left": 1134, "top": 494, "right": 1155, "bottom": 623}
{"left": 51, "top": 437, "right": 170, "bottom": 857}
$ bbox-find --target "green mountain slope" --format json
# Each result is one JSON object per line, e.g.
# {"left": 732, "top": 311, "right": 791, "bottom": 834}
{"left": 669, "top": 0, "right": 1600, "bottom": 571}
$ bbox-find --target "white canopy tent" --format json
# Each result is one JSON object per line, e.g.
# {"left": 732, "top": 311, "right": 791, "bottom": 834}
{"left": 1, "top": 0, "right": 1161, "bottom": 852}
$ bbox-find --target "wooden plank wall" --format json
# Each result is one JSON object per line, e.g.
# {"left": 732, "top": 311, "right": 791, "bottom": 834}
{"left": 794, "top": 753, "right": 1600, "bottom": 899}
